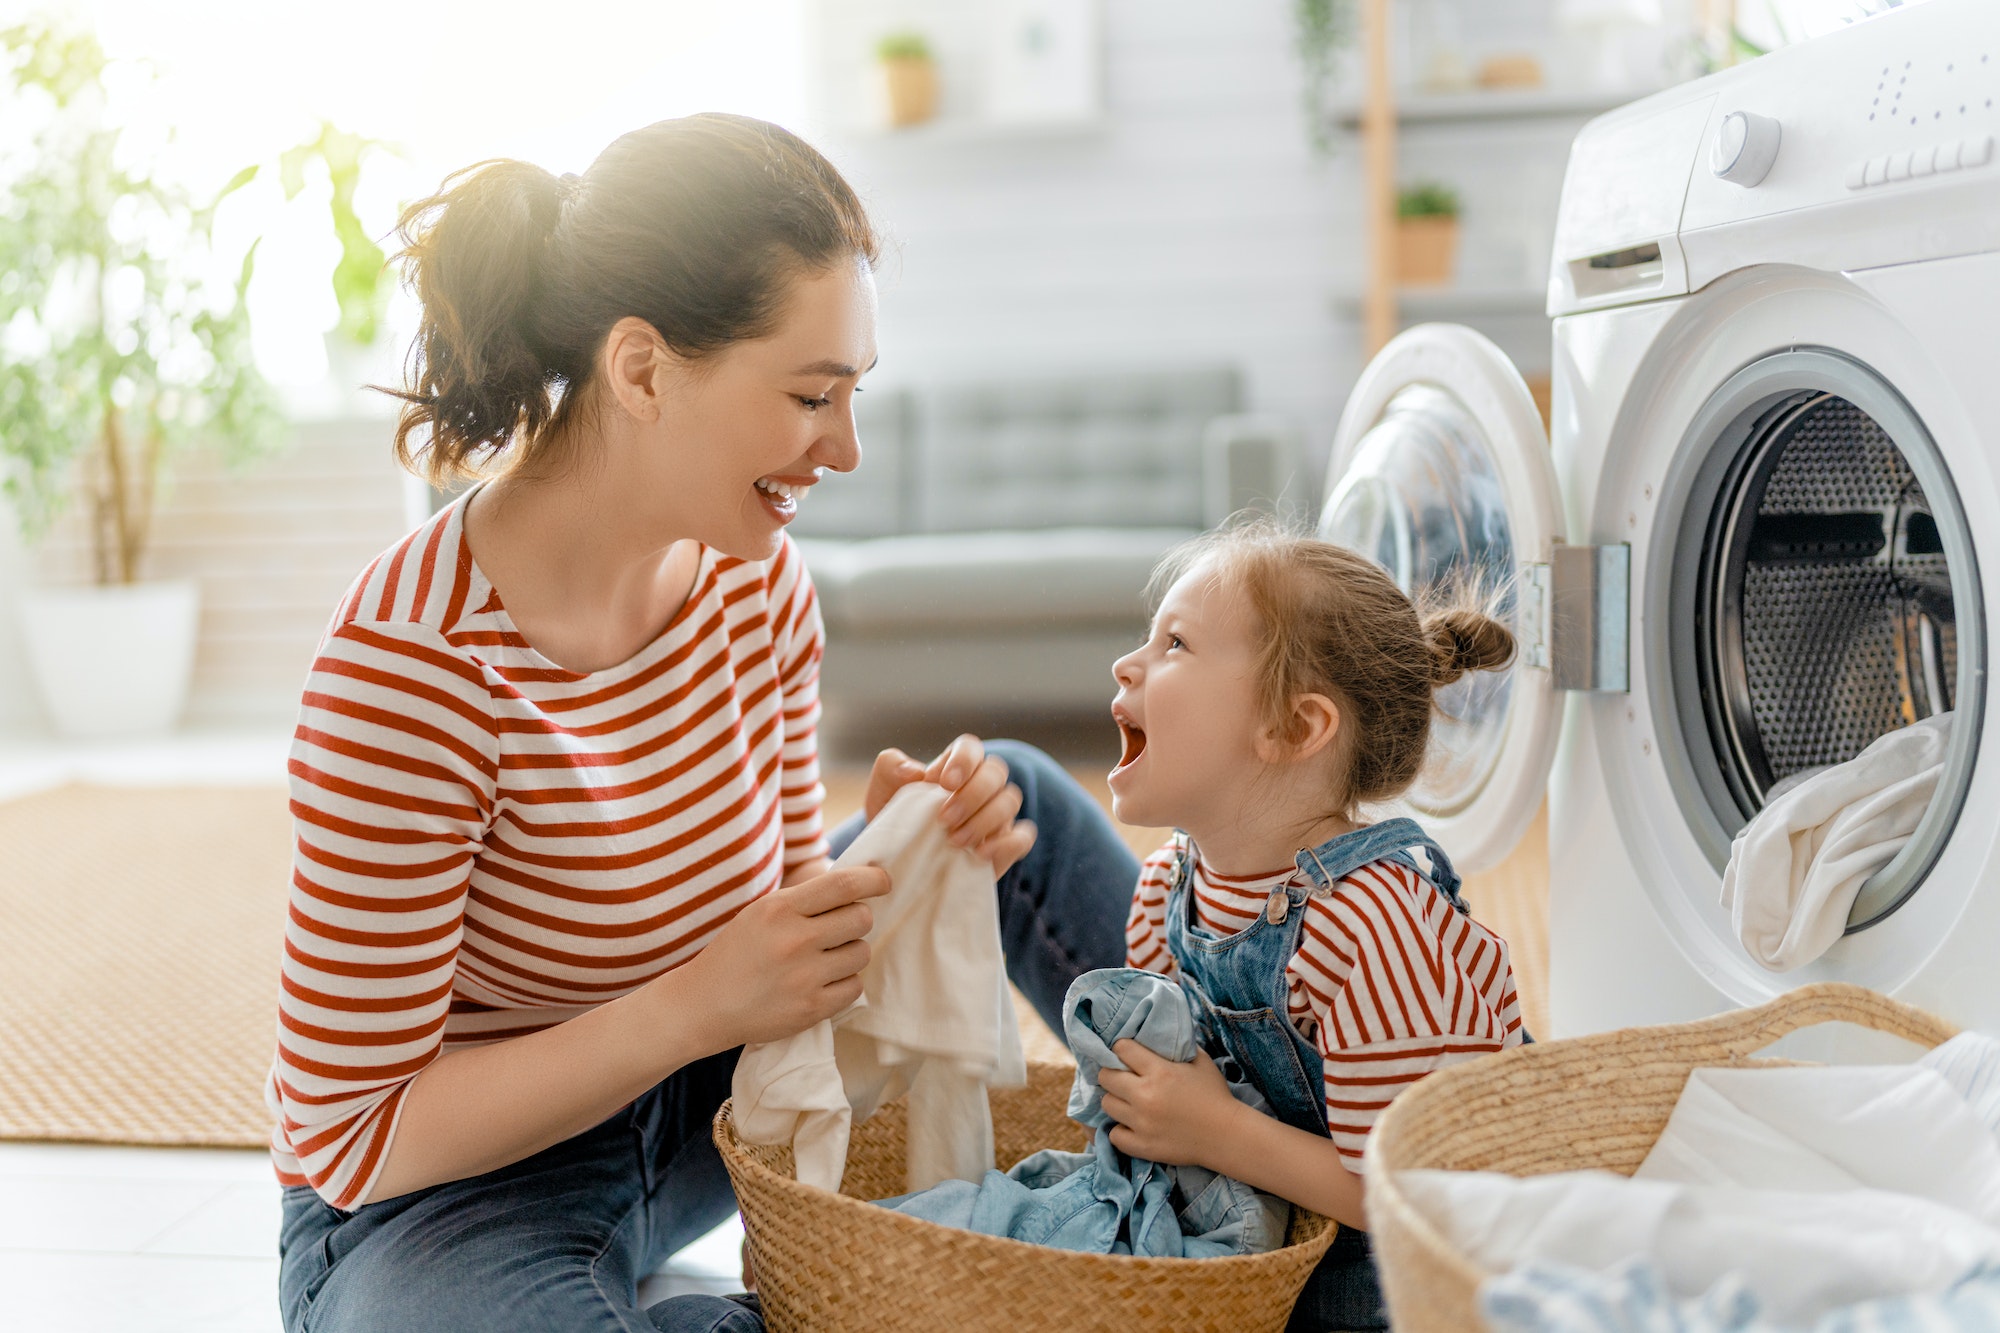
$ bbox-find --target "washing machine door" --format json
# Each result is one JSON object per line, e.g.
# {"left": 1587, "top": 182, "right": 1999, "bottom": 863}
{"left": 1320, "top": 324, "right": 1565, "bottom": 873}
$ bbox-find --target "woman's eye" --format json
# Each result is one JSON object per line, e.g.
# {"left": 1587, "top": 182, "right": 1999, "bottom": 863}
{"left": 798, "top": 394, "right": 832, "bottom": 411}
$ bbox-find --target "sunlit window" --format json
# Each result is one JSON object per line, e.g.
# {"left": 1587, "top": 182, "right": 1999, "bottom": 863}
{"left": 5, "top": 0, "right": 806, "bottom": 405}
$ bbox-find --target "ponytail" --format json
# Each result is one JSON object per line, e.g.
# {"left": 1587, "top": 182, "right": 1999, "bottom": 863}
{"left": 390, "top": 160, "right": 569, "bottom": 481}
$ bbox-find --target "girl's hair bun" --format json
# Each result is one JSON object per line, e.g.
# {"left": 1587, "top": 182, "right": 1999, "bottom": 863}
{"left": 1423, "top": 608, "right": 1516, "bottom": 688}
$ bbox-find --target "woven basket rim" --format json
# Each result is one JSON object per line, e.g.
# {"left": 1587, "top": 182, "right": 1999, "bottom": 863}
{"left": 716, "top": 1092, "right": 1340, "bottom": 1273}
{"left": 1362, "top": 981, "right": 1962, "bottom": 1285}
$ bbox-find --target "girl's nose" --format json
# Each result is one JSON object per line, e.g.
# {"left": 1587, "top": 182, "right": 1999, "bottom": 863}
{"left": 1112, "top": 649, "right": 1140, "bottom": 688}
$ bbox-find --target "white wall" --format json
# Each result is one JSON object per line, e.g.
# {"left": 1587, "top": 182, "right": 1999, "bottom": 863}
{"left": 9, "top": 418, "right": 412, "bottom": 737}
{"left": 808, "top": 0, "right": 1364, "bottom": 489}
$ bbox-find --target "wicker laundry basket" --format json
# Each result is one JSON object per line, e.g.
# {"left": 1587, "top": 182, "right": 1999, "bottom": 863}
{"left": 716, "top": 1060, "right": 1340, "bottom": 1333}
{"left": 1363, "top": 982, "right": 1963, "bottom": 1333}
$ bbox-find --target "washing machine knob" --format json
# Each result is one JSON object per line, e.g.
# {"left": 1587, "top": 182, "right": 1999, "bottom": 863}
{"left": 1712, "top": 110, "right": 1782, "bottom": 186}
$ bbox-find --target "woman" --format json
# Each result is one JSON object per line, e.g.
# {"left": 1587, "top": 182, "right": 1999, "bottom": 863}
{"left": 271, "top": 114, "right": 1139, "bottom": 1333}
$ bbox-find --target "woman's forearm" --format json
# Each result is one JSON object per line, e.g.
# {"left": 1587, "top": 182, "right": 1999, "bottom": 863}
{"left": 1201, "top": 1100, "right": 1368, "bottom": 1230}
{"left": 357, "top": 964, "right": 729, "bottom": 1205}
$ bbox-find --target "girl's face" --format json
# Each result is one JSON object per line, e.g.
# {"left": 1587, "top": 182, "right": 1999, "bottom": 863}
{"left": 625, "top": 258, "right": 879, "bottom": 562}
{"left": 1108, "top": 560, "right": 1271, "bottom": 838}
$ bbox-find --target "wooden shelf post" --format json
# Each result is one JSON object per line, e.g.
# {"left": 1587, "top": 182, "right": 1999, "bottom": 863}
{"left": 1361, "top": 0, "right": 1398, "bottom": 355}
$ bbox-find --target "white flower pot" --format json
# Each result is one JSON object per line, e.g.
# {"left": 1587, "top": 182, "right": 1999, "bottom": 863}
{"left": 19, "top": 580, "right": 201, "bottom": 738}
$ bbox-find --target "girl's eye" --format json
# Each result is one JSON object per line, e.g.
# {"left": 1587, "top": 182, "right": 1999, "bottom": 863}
{"left": 1167, "top": 634, "right": 1186, "bottom": 651}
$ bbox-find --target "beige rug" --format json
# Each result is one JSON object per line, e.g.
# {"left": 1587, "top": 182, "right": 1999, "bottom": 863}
{"left": 0, "top": 784, "right": 293, "bottom": 1147}
{"left": 0, "top": 776, "right": 1547, "bottom": 1148}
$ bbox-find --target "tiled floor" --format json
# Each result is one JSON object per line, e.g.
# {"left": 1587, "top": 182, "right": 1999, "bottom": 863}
{"left": 0, "top": 729, "right": 747, "bottom": 1330}
{"left": 0, "top": 1137, "right": 747, "bottom": 1331}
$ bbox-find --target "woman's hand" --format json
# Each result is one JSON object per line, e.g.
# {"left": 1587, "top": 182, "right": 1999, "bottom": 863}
{"left": 680, "top": 865, "right": 892, "bottom": 1048}
{"left": 1099, "top": 1041, "right": 1244, "bottom": 1169}
{"left": 864, "top": 734, "right": 1037, "bottom": 877}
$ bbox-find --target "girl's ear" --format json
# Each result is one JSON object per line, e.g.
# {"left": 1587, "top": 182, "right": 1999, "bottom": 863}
{"left": 1256, "top": 693, "right": 1341, "bottom": 764}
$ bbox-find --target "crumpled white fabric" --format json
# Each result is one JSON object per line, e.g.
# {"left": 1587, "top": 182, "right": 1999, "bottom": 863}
{"left": 729, "top": 782, "right": 1025, "bottom": 1194}
{"left": 1395, "top": 1031, "right": 2000, "bottom": 1329}
{"left": 1721, "top": 712, "right": 1953, "bottom": 972}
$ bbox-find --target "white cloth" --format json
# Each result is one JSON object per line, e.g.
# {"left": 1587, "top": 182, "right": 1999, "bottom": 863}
{"left": 1397, "top": 1046, "right": 2000, "bottom": 1327}
{"left": 729, "top": 783, "right": 1026, "bottom": 1193}
{"left": 1721, "top": 713, "right": 1953, "bottom": 972}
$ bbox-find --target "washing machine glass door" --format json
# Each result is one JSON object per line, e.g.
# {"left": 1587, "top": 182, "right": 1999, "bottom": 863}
{"left": 1319, "top": 324, "right": 1565, "bottom": 874}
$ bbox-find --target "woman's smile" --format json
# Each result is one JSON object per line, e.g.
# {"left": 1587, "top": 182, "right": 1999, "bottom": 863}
{"left": 752, "top": 470, "right": 821, "bottom": 524}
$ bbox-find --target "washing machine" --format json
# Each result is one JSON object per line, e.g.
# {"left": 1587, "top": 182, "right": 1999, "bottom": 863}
{"left": 1319, "top": 0, "right": 2000, "bottom": 1039}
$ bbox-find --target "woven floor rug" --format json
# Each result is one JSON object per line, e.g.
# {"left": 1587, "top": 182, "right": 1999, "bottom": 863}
{"left": 0, "top": 783, "right": 292, "bottom": 1148}
{"left": 0, "top": 778, "right": 1548, "bottom": 1150}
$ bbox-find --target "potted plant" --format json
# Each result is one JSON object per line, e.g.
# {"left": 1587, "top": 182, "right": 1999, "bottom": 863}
{"left": 280, "top": 122, "right": 400, "bottom": 410}
{"left": 0, "top": 21, "right": 281, "bottom": 738}
{"left": 1396, "top": 182, "right": 1461, "bottom": 287}
{"left": 877, "top": 31, "right": 940, "bottom": 129}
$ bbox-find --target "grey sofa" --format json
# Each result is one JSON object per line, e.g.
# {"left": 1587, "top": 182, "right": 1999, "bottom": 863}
{"left": 792, "top": 367, "right": 1295, "bottom": 722}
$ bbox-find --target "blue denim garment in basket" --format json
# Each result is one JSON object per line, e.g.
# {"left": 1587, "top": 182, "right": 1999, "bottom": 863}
{"left": 879, "top": 967, "right": 1291, "bottom": 1258}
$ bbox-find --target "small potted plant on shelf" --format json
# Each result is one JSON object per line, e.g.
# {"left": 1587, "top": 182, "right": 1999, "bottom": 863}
{"left": 1396, "top": 182, "right": 1461, "bottom": 287}
{"left": 876, "top": 30, "right": 939, "bottom": 129}
{"left": 281, "top": 122, "right": 400, "bottom": 411}
{"left": 0, "top": 21, "right": 282, "bottom": 738}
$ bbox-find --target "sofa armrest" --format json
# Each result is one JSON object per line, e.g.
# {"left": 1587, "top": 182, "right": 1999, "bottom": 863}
{"left": 1201, "top": 414, "right": 1301, "bottom": 529}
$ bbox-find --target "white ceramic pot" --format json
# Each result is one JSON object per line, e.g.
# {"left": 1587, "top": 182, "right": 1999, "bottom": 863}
{"left": 19, "top": 580, "right": 201, "bottom": 738}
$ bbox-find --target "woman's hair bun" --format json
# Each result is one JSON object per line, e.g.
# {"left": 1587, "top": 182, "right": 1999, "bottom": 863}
{"left": 1422, "top": 607, "right": 1516, "bottom": 688}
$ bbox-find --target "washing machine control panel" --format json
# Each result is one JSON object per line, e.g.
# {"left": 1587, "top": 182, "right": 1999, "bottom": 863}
{"left": 1554, "top": 0, "right": 2000, "bottom": 315}
{"left": 1680, "top": 5, "right": 2000, "bottom": 232}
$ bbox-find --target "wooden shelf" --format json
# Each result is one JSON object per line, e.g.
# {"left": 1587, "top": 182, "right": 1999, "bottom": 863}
{"left": 834, "top": 116, "right": 1105, "bottom": 146}
{"left": 1331, "top": 285, "right": 1549, "bottom": 319}
{"left": 1331, "top": 86, "right": 1656, "bottom": 130}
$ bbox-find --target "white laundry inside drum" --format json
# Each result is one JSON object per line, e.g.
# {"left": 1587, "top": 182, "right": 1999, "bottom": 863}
{"left": 1668, "top": 351, "right": 1985, "bottom": 942}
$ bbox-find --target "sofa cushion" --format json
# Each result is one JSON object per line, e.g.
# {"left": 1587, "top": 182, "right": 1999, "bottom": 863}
{"left": 800, "top": 528, "right": 1196, "bottom": 633}
{"left": 913, "top": 368, "right": 1241, "bottom": 534}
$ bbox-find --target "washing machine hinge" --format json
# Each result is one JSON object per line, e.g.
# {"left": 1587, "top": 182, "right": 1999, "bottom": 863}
{"left": 1523, "top": 544, "right": 1630, "bottom": 692}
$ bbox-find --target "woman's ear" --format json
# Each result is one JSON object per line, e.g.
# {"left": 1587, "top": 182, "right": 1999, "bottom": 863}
{"left": 1256, "top": 693, "right": 1341, "bottom": 763}
{"left": 599, "top": 316, "right": 676, "bottom": 422}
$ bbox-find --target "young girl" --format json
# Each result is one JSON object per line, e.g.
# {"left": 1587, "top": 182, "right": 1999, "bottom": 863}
{"left": 1097, "top": 522, "right": 1525, "bottom": 1330}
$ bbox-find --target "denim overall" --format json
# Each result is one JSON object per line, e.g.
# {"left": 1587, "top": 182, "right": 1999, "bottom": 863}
{"left": 1164, "top": 817, "right": 1469, "bottom": 1333}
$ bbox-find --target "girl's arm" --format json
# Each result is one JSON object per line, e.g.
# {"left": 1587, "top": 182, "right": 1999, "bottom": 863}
{"left": 1098, "top": 1040, "right": 1368, "bottom": 1230}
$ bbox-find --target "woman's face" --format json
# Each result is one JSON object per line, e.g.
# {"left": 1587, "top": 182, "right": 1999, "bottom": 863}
{"left": 629, "top": 257, "right": 879, "bottom": 562}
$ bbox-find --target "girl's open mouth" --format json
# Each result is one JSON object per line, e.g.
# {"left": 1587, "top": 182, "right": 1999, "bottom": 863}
{"left": 1114, "top": 717, "right": 1147, "bottom": 772}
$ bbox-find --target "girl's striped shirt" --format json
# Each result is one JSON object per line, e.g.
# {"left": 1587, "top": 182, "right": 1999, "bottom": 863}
{"left": 1125, "top": 834, "right": 1523, "bottom": 1168}
{"left": 267, "top": 497, "right": 827, "bottom": 1208}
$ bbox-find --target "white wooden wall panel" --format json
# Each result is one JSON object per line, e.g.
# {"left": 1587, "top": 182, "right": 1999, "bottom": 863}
{"left": 28, "top": 418, "right": 411, "bottom": 732}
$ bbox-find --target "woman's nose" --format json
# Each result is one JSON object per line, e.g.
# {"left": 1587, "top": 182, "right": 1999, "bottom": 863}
{"left": 810, "top": 397, "right": 863, "bottom": 474}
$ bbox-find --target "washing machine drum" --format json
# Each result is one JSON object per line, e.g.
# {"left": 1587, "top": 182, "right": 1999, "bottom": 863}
{"left": 1673, "top": 352, "right": 1984, "bottom": 931}
{"left": 1699, "top": 393, "right": 1956, "bottom": 809}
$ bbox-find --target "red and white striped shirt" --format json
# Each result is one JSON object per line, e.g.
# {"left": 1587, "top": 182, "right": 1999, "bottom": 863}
{"left": 266, "top": 498, "right": 827, "bottom": 1207}
{"left": 1125, "top": 835, "right": 1522, "bottom": 1168}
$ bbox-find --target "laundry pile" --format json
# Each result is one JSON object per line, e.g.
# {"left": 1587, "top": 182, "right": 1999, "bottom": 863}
{"left": 729, "top": 791, "right": 1289, "bottom": 1258}
{"left": 730, "top": 783, "right": 1026, "bottom": 1195}
{"left": 878, "top": 967, "right": 1290, "bottom": 1258}
{"left": 1396, "top": 1029, "right": 2000, "bottom": 1331}
{"left": 1722, "top": 713, "right": 1953, "bottom": 972}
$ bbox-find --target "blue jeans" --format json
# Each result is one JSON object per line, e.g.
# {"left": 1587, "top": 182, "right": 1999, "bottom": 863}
{"left": 275, "top": 741, "right": 1139, "bottom": 1333}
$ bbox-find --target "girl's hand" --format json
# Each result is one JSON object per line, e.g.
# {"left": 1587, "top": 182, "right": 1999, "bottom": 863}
{"left": 864, "top": 735, "right": 1037, "bottom": 877}
{"left": 1099, "top": 1041, "right": 1243, "bottom": 1168}
{"left": 681, "top": 864, "right": 892, "bottom": 1048}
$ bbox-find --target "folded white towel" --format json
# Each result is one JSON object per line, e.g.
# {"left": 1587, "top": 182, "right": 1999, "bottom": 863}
{"left": 1720, "top": 712, "right": 1952, "bottom": 972}
{"left": 729, "top": 783, "right": 1025, "bottom": 1194}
